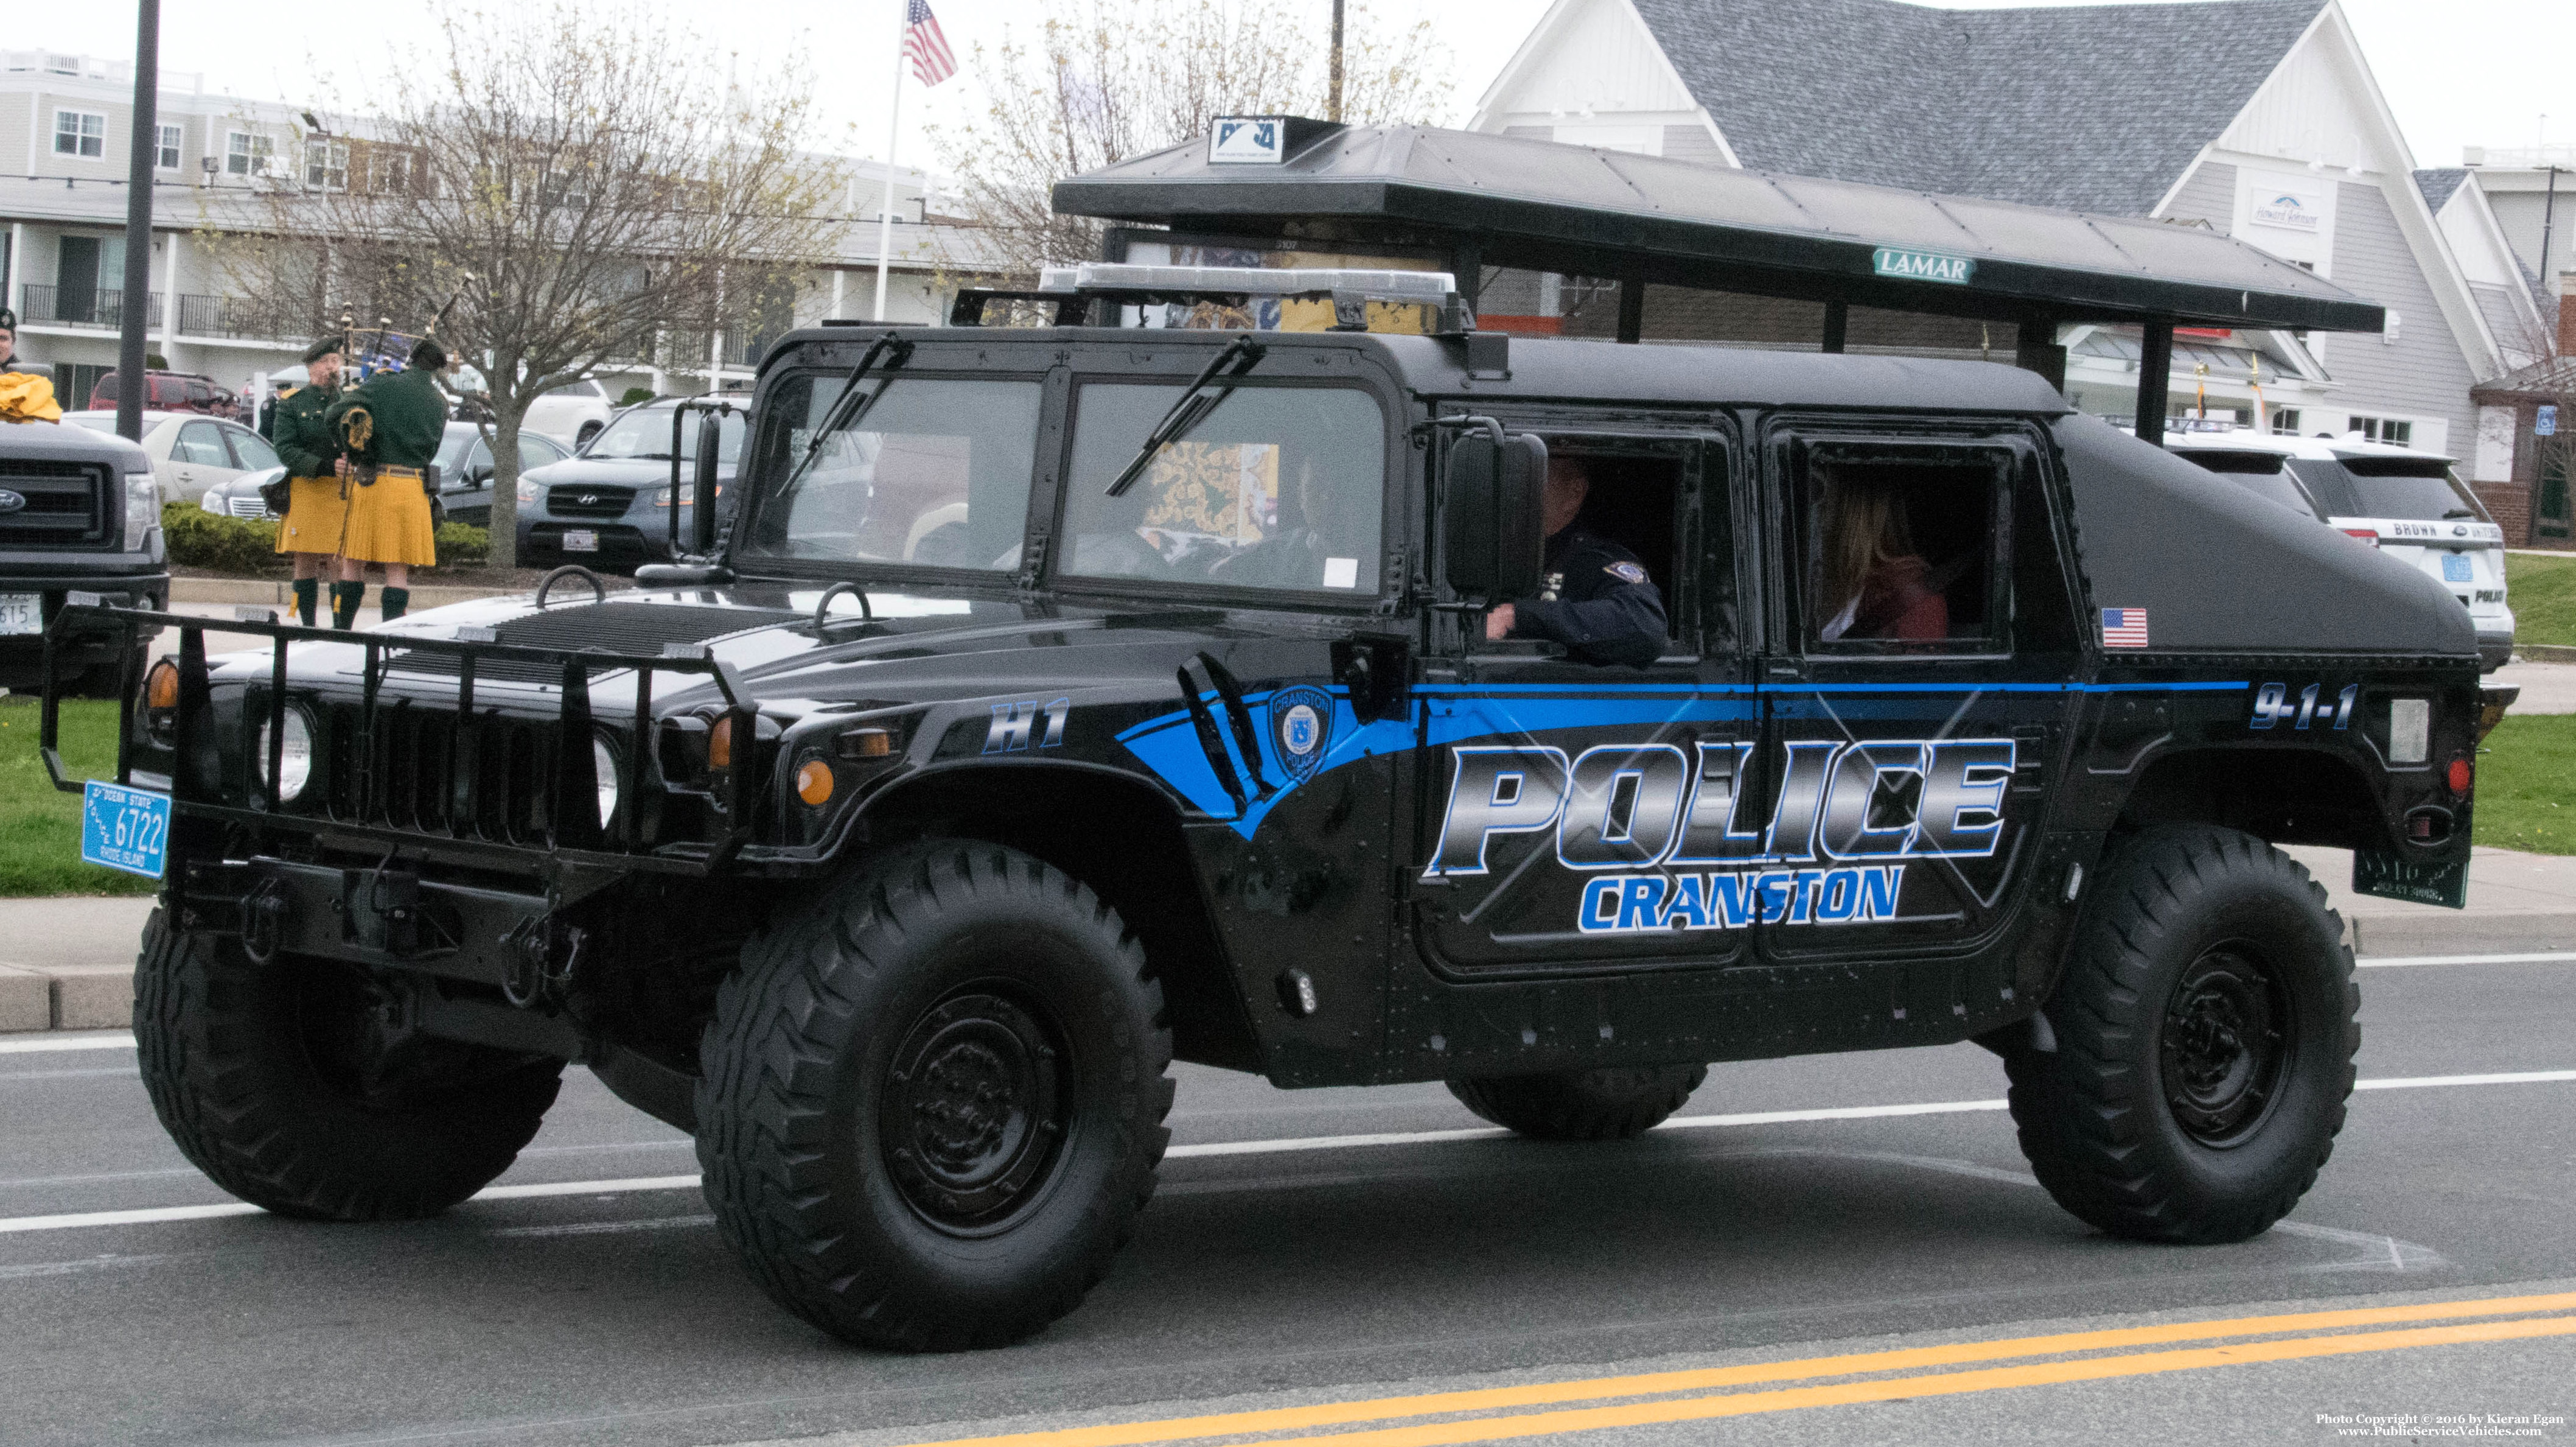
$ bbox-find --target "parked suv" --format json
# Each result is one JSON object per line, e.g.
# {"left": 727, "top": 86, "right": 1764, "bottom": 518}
{"left": 46, "top": 291, "right": 2496, "bottom": 1353}
{"left": 2, "top": 417, "right": 164, "bottom": 695}
{"left": 517, "top": 398, "right": 743, "bottom": 569}
{"left": 2166, "top": 427, "right": 2513, "bottom": 670}
{"left": 87, "top": 370, "right": 237, "bottom": 419}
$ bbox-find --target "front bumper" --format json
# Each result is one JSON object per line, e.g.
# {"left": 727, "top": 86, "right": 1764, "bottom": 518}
{"left": 2477, "top": 629, "right": 2515, "bottom": 671}
{"left": 0, "top": 572, "right": 167, "bottom": 685}
{"left": 520, "top": 519, "right": 668, "bottom": 568}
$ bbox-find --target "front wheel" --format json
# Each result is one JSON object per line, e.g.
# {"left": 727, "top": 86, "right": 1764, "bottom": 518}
{"left": 696, "top": 842, "right": 1173, "bottom": 1351}
{"left": 2005, "top": 826, "right": 2358, "bottom": 1244}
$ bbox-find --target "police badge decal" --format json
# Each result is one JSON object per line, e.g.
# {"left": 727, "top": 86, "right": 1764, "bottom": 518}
{"left": 1269, "top": 685, "right": 1334, "bottom": 782}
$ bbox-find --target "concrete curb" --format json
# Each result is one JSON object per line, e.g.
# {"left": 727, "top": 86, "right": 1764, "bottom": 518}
{"left": 2518, "top": 643, "right": 2576, "bottom": 665}
{"left": 0, "top": 962, "right": 134, "bottom": 1032}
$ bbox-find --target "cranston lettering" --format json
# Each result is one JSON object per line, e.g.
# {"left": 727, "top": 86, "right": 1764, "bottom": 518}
{"left": 1579, "top": 864, "right": 1905, "bottom": 934}
{"left": 1426, "top": 737, "right": 2014, "bottom": 878}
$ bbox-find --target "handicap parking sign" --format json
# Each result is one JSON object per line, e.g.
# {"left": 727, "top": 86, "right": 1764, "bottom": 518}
{"left": 80, "top": 779, "right": 170, "bottom": 879}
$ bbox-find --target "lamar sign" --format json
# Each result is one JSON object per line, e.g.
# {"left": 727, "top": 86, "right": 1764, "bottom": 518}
{"left": 1872, "top": 247, "right": 1975, "bottom": 285}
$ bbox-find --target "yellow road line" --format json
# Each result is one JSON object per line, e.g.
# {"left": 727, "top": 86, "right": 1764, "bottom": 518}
{"left": 1251, "top": 1314, "right": 2576, "bottom": 1447}
{"left": 905, "top": 1291, "right": 2576, "bottom": 1447}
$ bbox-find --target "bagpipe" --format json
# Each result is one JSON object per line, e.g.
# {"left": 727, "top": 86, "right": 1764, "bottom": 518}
{"left": 333, "top": 280, "right": 471, "bottom": 482}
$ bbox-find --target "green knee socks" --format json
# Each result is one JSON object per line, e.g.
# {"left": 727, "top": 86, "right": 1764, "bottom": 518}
{"left": 380, "top": 587, "right": 409, "bottom": 622}
{"left": 330, "top": 581, "right": 366, "bottom": 629}
{"left": 290, "top": 577, "right": 318, "bottom": 628}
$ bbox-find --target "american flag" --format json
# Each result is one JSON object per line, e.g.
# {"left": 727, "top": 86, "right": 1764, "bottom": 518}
{"left": 902, "top": 0, "right": 957, "bottom": 86}
{"left": 2100, "top": 608, "right": 2151, "bottom": 649}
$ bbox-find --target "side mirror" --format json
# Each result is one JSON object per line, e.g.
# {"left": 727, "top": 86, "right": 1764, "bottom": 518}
{"left": 470, "top": 467, "right": 492, "bottom": 487}
{"left": 691, "top": 413, "right": 724, "bottom": 555}
{"left": 1442, "top": 427, "right": 1547, "bottom": 602}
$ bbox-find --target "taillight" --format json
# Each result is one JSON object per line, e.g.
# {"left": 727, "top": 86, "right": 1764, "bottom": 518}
{"left": 2339, "top": 528, "right": 2379, "bottom": 547}
{"left": 2448, "top": 757, "right": 2473, "bottom": 796}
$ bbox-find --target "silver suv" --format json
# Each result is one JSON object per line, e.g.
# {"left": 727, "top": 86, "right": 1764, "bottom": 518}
{"left": 2166, "top": 426, "right": 2513, "bottom": 670}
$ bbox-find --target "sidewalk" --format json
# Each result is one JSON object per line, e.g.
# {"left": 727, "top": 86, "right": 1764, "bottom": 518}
{"left": 4, "top": 846, "right": 2571, "bottom": 1032}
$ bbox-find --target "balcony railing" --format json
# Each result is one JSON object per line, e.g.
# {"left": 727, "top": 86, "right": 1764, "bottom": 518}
{"left": 18, "top": 284, "right": 163, "bottom": 331}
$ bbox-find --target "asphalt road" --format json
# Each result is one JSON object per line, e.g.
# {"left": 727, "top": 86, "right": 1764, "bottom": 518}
{"left": 2, "top": 951, "right": 2572, "bottom": 1447}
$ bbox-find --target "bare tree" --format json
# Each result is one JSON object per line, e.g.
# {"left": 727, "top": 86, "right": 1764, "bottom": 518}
{"left": 207, "top": 4, "right": 849, "bottom": 569}
{"left": 933, "top": 0, "right": 1452, "bottom": 282}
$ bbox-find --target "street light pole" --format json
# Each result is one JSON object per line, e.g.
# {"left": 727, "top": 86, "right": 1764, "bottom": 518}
{"left": 114, "top": 0, "right": 159, "bottom": 443}
{"left": 1328, "top": 0, "right": 1345, "bottom": 122}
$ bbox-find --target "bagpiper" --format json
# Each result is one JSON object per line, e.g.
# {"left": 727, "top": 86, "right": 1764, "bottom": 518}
{"left": 270, "top": 338, "right": 347, "bottom": 627}
{"left": 323, "top": 337, "right": 452, "bottom": 627}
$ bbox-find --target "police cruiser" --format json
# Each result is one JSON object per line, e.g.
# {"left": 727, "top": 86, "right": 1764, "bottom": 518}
{"left": 43, "top": 266, "right": 2504, "bottom": 1350}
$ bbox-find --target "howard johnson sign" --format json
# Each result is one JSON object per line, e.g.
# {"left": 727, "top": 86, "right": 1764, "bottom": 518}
{"left": 1871, "top": 247, "right": 1976, "bottom": 285}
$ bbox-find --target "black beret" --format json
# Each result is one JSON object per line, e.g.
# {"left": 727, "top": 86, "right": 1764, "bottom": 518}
{"left": 300, "top": 337, "right": 340, "bottom": 365}
{"left": 409, "top": 337, "right": 448, "bottom": 370}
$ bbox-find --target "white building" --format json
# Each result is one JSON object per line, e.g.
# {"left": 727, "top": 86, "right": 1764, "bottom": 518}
{"left": 1468, "top": 0, "right": 2547, "bottom": 461}
{"left": 1, "top": 50, "right": 964, "bottom": 409}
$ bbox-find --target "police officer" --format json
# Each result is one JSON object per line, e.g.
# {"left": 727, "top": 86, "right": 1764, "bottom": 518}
{"left": 0, "top": 306, "right": 30, "bottom": 374}
{"left": 324, "top": 338, "right": 451, "bottom": 627}
{"left": 270, "top": 340, "right": 347, "bottom": 627}
{"left": 1482, "top": 455, "right": 1668, "bottom": 667}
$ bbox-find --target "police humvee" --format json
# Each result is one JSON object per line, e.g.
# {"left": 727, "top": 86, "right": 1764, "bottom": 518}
{"left": 44, "top": 269, "right": 2496, "bottom": 1350}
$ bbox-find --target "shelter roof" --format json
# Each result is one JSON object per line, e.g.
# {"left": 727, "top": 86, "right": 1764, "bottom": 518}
{"left": 1053, "top": 123, "right": 2386, "bottom": 332}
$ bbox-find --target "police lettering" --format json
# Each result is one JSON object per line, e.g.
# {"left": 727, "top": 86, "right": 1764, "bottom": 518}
{"left": 1425, "top": 737, "right": 2014, "bottom": 879}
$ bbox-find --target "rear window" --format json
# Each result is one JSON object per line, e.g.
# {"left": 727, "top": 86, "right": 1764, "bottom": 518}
{"left": 2285, "top": 458, "right": 2485, "bottom": 522}
{"left": 2171, "top": 450, "right": 2318, "bottom": 517}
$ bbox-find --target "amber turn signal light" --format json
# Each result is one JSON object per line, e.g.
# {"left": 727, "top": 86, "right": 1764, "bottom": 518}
{"left": 795, "top": 760, "right": 835, "bottom": 807}
{"left": 835, "top": 727, "right": 895, "bottom": 760}
{"left": 708, "top": 714, "right": 735, "bottom": 769}
{"left": 143, "top": 659, "right": 179, "bottom": 710}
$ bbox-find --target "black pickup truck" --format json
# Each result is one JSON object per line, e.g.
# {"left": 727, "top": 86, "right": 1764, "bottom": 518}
{"left": 2, "top": 416, "right": 164, "bottom": 696}
{"left": 43, "top": 306, "right": 2500, "bottom": 1351}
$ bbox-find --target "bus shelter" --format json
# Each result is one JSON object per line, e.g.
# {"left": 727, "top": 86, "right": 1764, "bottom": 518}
{"left": 1049, "top": 121, "right": 2385, "bottom": 444}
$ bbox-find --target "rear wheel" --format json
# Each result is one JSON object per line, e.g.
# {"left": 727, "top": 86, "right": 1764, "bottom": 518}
{"left": 133, "top": 909, "right": 565, "bottom": 1221}
{"left": 2005, "top": 826, "right": 2357, "bottom": 1244}
{"left": 1448, "top": 1064, "right": 1707, "bottom": 1141}
{"left": 696, "top": 841, "right": 1173, "bottom": 1351}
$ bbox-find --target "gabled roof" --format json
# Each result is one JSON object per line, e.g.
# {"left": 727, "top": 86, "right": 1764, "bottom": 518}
{"left": 2415, "top": 168, "right": 2471, "bottom": 214}
{"left": 1628, "top": 0, "right": 2324, "bottom": 216}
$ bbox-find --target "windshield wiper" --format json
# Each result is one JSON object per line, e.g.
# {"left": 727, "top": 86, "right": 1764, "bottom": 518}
{"left": 2442, "top": 508, "right": 2477, "bottom": 520}
{"left": 783, "top": 329, "right": 915, "bottom": 485}
{"left": 1104, "top": 337, "right": 1266, "bottom": 497}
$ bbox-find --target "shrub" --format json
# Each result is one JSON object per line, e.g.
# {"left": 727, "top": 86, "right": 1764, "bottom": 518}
{"left": 430, "top": 522, "right": 490, "bottom": 569}
{"left": 618, "top": 386, "right": 655, "bottom": 407}
{"left": 161, "top": 500, "right": 283, "bottom": 574}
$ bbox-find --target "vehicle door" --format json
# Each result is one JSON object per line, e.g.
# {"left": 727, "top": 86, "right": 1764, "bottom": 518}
{"left": 167, "top": 419, "right": 241, "bottom": 504}
{"left": 1410, "top": 415, "right": 1753, "bottom": 976}
{"left": 1751, "top": 417, "right": 2085, "bottom": 966}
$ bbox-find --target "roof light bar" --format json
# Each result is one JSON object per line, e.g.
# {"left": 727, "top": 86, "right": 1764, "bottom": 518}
{"left": 1035, "top": 262, "right": 1456, "bottom": 302}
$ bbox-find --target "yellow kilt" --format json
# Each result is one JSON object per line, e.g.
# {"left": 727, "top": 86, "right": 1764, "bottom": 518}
{"left": 274, "top": 475, "right": 349, "bottom": 555}
{"left": 340, "top": 466, "right": 439, "bottom": 567}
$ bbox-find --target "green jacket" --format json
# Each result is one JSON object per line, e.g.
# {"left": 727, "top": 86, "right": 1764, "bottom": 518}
{"left": 326, "top": 366, "right": 449, "bottom": 471}
{"left": 270, "top": 384, "right": 343, "bottom": 479}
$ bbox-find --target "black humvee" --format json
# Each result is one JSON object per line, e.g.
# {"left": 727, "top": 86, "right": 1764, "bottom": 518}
{"left": 44, "top": 300, "right": 2497, "bottom": 1351}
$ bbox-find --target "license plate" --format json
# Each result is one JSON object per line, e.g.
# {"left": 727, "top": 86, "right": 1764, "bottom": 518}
{"left": 563, "top": 530, "right": 599, "bottom": 553}
{"left": 2353, "top": 849, "right": 2466, "bottom": 909}
{"left": 2441, "top": 553, "right": 2473, "bottom": 583}
{"left": 0, "top": 592, "right": 40, "bottom": 636}
{"left": 80, "top": 780, "right": 170, "bottom": 880}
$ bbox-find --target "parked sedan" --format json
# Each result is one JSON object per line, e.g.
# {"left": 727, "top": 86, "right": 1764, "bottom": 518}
{"left": 516, "top": 399, "right": 744, "bottom": 570}
{"left": 63, "top": 410, "right": 280, "bottom": 506}
{"left": 193, "top": 423, "right": 573, "bottom": 527}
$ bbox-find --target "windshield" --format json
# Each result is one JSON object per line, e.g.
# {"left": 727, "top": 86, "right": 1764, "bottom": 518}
{"left": 585, "top": 408, "right": 744, "bottom": 464}
{"left": 1060, "top": 384, "right": 1384, "bottom": 594}
{"left": 747, "top": 374, "right": 1041, "bottom": 570}
{"left": 2286, "top": 458, "right": 2485, "bottom": 522}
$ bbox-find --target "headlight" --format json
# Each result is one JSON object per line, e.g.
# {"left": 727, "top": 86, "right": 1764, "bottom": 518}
{"left": 593, "top": 735, "right": 620, "bottom": 827}
{"left": 254, "top": 708, "right": 315, "bottom": 803}
{"left": 518, "top": 479, "right": 541, "bottom": 505}
{"left": 200, "top": 489, "right": 225, "bottom": 515}
{"left": 126, "top": 472, "right": 160, "bottom": 551}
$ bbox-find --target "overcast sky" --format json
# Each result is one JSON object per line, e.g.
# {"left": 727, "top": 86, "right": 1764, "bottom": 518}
{"left": 19, "top": 0, "right": 2573, "bottom": 180}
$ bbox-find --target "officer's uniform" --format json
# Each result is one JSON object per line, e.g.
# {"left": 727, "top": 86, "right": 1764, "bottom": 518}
{"left": 269, "top": 383, "right": 347, "bottom": 557}
{"left": 325, "top": 366, "right": 445, "bottom": 569}
{"left": 1504, "top": 525, "right": 1669, "bottom": 667}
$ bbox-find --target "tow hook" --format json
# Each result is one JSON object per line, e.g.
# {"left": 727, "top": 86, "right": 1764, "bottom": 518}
{"left": 503, "top": 917, "right": 588, "bottom": 1008}
{"left": 241, "top": 880, "right": 290, "bottom": 965}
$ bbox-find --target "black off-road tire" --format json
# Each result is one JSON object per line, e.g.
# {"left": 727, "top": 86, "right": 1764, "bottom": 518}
{"left": 695, "top": 841, "right": 1174, "bottom": 1351}
{"left": 133, "top": 909, "right": 565, "bottom": 1221}
{"left": 1447, "top": 1064, "right": 1708, "bottom": 1141}
{"left": 2005, "top": 825, "right": 2358, "bottom": 1244}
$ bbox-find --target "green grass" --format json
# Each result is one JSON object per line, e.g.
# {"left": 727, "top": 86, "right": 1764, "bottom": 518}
{"left": 0, "top": 699, "right": 160, "bottom": 898}
{"left": 2473, "top": 713, "right": 2576, "bottom": 855}
{"left": 2506, "top": 552, "right": 2576, "bottom": 648}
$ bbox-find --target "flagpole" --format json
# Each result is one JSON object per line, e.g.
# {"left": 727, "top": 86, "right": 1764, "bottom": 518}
{"left": 874, "top": 5, "right": 907, "bottom": 323}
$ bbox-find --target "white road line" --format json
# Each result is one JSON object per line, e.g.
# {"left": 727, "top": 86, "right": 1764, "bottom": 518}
{"left": 4, "top": 1070, "right": 2569, "bottom": 1238}
{"left": 0, "top": 1031, "right": 135, "bottom": 1055}
{"left": 2358, "top": 951, "right": 2576, "bottom": 969}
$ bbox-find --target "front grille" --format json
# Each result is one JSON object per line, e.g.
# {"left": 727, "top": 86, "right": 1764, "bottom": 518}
{"left": 312, "top": 699, "right": 576, "bottom": 846}
{"left": 548, "top": 486, "right": 637, "bottom": 519}
{"left": 0, "top": 461, "right": 111, "bottom": 550}
{"left": 225, "top": 496, "right": 273, "bottom": 520}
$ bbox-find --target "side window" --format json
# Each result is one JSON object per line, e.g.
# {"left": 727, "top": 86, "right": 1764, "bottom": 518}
{"left": 1793, "top": 440, "right": 2010, "bottom": 655}
{"left": 1478, "top": 436, "right": 1707, "bottom": 654}
{"left": 173, "top": 422, "right": 233, "bottom": 467}
{"left": 227, "top": 427, "right": 280, "bottom": 472}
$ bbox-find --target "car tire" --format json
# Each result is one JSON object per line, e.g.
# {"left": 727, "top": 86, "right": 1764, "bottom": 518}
{"left": 2003, "top": 825, "right": 2356, "bottom": 1244}
{"left": 1447, "top": 1064, "right": 1708, "bottom": 1141}
{"left": 696, "top": 841, "right": 1174, "bottom": 1351}
{"left": 133, "top": 909, "right": 565, "bottom": 1221}
{"left": 576, "top": 422, "right": 602, "bottom": 449}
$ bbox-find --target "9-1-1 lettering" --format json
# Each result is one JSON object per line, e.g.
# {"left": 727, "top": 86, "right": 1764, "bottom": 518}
{"left": 2251, "top": 682, "right": 2355, "bottom": 732}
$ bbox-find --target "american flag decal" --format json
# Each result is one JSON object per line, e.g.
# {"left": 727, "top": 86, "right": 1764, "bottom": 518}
{"left": 2100, "top": 608, "right": 2150, "bottom": 648}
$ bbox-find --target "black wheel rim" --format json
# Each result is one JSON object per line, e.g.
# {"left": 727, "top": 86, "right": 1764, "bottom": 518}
{"left": 879, "top": 987, "right": 1070, "bottom": 1235}
{"left": 2159, "top": 944, "right": 2295, "bottom": 1147}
